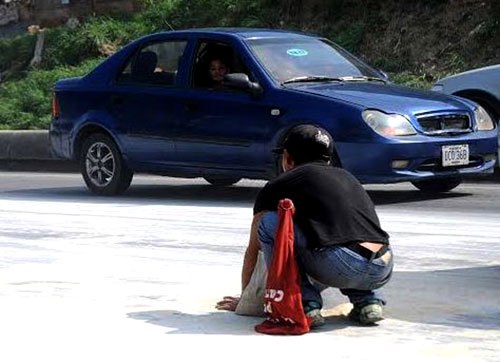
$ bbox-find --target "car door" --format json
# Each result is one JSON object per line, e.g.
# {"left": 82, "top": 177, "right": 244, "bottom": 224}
{"left": 109, "top": 38, "right": 189, "bottom": 169}
{"left": 174, "top": 38, "right": 275, "bottom": 174}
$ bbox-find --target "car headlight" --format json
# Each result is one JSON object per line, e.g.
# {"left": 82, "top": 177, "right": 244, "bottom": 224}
{"left": 362, "top": 110, "right": 417, "bottom": 136}
{"left": 474, "top": 106, "right": 495, "bottom": 131}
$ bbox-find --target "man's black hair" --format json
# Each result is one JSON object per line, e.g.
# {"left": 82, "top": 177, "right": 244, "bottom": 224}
{"left": 274, "top": 125, "right": 334, "bottom": 165}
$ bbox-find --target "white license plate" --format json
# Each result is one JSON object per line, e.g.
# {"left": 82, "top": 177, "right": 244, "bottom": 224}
{"left": 442, "top": 144, "right": 469, "bottom": 167}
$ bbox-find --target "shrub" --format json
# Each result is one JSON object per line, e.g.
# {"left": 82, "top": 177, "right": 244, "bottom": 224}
{"left": 329, "top": 22, "right": 367, "bottom": 53}
{"left": 389, "top": 71, "right": 434, "bottom": 90}
{"left": 0, "top": 16, "right": 149, "bottom": 77}
{"left": 0, "top": 33, "right": 37, "bottom": 74}
{"left": 0, "top": 0, "right": 498, "bottom": 129}
{"left": 136, "top": 0, "right": 274, "bottom": 30}
{"left": 41, "top": 17, "right": 149, "bottom": 69}
{"left": 0, "top": 58, "right": 104, "bottom": 130}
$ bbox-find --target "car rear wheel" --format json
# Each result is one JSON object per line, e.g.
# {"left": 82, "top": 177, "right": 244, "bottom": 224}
{"left": 80, "top": 133, "right": 133, "bottom": 195}
{"left": 411, "top": 176, "right": 462, "bottom": 193}
{"left": 204, "top": 177, "right": 241, "bottom": 186}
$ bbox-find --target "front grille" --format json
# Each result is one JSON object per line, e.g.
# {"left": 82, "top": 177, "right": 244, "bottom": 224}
{"left": 416, "top": 113, "right": 471, "bottom": 135}
{"left": 415, "top": 156, "right": 483, "bottom": 172}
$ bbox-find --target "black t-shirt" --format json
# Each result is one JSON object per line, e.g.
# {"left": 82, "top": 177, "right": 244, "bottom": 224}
{"left": 254, "top": 162, "right": 389, "bottom": 249}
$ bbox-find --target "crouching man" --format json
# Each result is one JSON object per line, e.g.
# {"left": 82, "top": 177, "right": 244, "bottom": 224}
{"left": 217, "top": 124, "right": 393, "bottom": 326}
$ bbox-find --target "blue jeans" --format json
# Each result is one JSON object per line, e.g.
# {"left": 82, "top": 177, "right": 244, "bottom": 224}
{"left": 258, "top": 212, "right": 393, "bottom": 310}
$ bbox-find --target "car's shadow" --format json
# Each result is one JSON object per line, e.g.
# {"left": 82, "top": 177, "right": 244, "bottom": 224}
{"left": 2, "top": 182, "right": 472, "bottom": 207}
{"left": 367, "top": 189, "right": 470, "bottom": 206}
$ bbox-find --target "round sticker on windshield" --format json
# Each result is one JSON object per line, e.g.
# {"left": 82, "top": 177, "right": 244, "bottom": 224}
{"left": 286, "top": 48, "right": 308, "bottom": 57}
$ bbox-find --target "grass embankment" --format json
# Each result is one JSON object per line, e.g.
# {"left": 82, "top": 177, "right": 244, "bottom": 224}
{"left": 0, "top": 59, "right": 103, "bottom": 130}
{"left": 1, "top": 0, "right": 499, "bottom": 129}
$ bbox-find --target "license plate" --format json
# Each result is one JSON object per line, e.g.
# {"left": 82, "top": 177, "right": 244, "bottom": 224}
{"left": 442, "top": 144, "right": 469, "bottom": 167}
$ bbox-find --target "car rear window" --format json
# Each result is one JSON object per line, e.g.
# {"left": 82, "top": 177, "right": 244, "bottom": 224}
{"left": 117, "top": 40, "right": 188, "bottom": 87}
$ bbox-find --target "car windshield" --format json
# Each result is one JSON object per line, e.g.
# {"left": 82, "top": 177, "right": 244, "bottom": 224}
{"left": 246, "top": 37, "right": 382, "bottom": 84}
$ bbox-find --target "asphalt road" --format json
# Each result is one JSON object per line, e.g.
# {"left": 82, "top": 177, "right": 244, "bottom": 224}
{"left": 0, "top": 172, "right": 499, "bottom": 362}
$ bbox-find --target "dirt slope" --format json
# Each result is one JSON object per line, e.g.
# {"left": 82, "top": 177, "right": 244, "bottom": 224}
{"left": 276, "top": 0, "right": 499, "bottom": 76}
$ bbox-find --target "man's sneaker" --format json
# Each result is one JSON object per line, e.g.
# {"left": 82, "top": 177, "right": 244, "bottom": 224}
{"left": 349, "top": 303, "right": 384, "bottom": 325}
{"left": 306, "top": 309, "right": 325, "bottom": 328}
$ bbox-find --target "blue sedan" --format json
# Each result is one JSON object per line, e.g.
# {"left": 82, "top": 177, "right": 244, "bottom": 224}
{"left": 49, "top": 28, "right": 498, "bottom": 195}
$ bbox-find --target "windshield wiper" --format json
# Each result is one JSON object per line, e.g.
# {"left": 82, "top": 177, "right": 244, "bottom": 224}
{"left": 339, "top": 76, "right": 387, "bottom": 84}
{"left": 282, "top": 76, "right": 343, "bottom": 85}
{"left": 282, "top": 75, "right": 387, "bottom": 85}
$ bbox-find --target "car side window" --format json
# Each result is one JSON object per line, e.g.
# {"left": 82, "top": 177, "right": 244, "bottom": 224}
{"left": 192, "top": 41, "right": 253, "bottom": 91}
{"left": 117, "top": 40, "right": 188, "bottom": 86}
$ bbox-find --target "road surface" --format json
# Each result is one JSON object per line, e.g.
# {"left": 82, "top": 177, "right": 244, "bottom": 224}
{"left": 0, "top": 172, "right": 499, "bottom": 361}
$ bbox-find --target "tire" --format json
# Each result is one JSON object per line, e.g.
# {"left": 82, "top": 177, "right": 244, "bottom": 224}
{"left": 411, "top": 176, "right": 462, "bottom": 193}
{"left": 80, "top": 133, "right": 133, "bottom": 195}
{"left": 204, "top": 177, "right": 241, "bottom": 186}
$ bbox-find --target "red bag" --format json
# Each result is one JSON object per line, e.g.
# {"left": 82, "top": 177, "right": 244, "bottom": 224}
{"left": 254, "top": 199, "right": 310, "bottom": 335}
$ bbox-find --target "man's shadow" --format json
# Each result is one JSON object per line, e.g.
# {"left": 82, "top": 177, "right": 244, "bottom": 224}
{"left": 128, "top": 265, "right": 500, "bottom": 335}
{"left": 127, "top": 309, "right": 351, "bottom": 335}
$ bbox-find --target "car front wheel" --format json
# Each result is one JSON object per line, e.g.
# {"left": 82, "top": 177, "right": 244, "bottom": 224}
{"left": 80, "top": 133, "right": 133, "bottom": 195}
{"left": 411, "top": 176, "right": 462, "bottom": 193}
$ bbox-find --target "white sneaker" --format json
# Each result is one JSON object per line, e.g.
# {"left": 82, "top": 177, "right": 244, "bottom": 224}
{"left": 349, "top": 303, "right": 384, "bottom": 325}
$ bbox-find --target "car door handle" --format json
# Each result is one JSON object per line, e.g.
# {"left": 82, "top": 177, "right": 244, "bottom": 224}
{"left": 185, "top": 103, "right": 200, "bottom": 111}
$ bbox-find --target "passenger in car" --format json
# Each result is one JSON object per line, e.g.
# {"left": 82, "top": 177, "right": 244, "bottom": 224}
{"left": 208, "top": 58, "right": 230, "bottom": 89}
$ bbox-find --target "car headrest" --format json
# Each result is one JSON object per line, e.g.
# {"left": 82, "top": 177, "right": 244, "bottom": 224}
{"left": 131, "top": 51, "right": 158, "bottom": 81}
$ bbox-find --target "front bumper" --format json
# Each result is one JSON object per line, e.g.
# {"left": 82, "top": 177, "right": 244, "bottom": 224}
{"left": 339, "top": 131, "right": 498, "bottom": 183}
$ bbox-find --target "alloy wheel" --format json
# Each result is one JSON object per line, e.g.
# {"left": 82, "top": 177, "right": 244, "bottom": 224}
{"left": 85, "top": 142, "right": 115, "bottom": 187}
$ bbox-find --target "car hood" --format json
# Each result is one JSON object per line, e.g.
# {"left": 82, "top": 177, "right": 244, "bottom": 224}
{"left": 291, "top": 82, "right": 471, "bottom": 116}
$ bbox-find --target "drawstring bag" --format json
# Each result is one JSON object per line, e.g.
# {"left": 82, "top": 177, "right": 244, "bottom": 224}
{"left": 235, "top": 251, "right": 267, "bottom": 317}
{"left": 254, "top": 199, "right": 310, "bottom": 335}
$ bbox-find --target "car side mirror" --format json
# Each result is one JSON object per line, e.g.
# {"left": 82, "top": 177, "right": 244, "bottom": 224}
{"left": 223, "top": 73, "right": 263, "bottom": 96}
{"left": 378, "top": 70, "right": 389, "bottom": 80}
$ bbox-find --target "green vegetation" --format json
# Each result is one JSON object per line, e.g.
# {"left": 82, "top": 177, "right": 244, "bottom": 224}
{"left": 388, "top": 72, "right": 435, "bottom": 90}
{"left": 0, "top": 0, "right": 499, "bottom": 129}
{"left": 0, "top": 58, "right": 104, "bottom": 130}
{"left": 0, "top": 33, "right": 36, "bottom": 78}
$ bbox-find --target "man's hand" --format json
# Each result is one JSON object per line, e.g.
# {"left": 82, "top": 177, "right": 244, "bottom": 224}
{"left": 215, "top": 296, "right": 240, "bottom": 311}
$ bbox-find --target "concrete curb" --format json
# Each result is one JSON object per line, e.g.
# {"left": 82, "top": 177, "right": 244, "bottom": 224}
{"left": 0, "top": 130, "right": 51, "bottom": 160}
{"left": 0, "top": 130, "right": 498, "bottom": 180}
{"left": 0, "top": 130, "right": 77, "bottom": 172}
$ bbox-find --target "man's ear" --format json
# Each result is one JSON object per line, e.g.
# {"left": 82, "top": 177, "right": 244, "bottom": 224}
{"left": 282, "top": 149, "right": 295, "bottom": 171}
